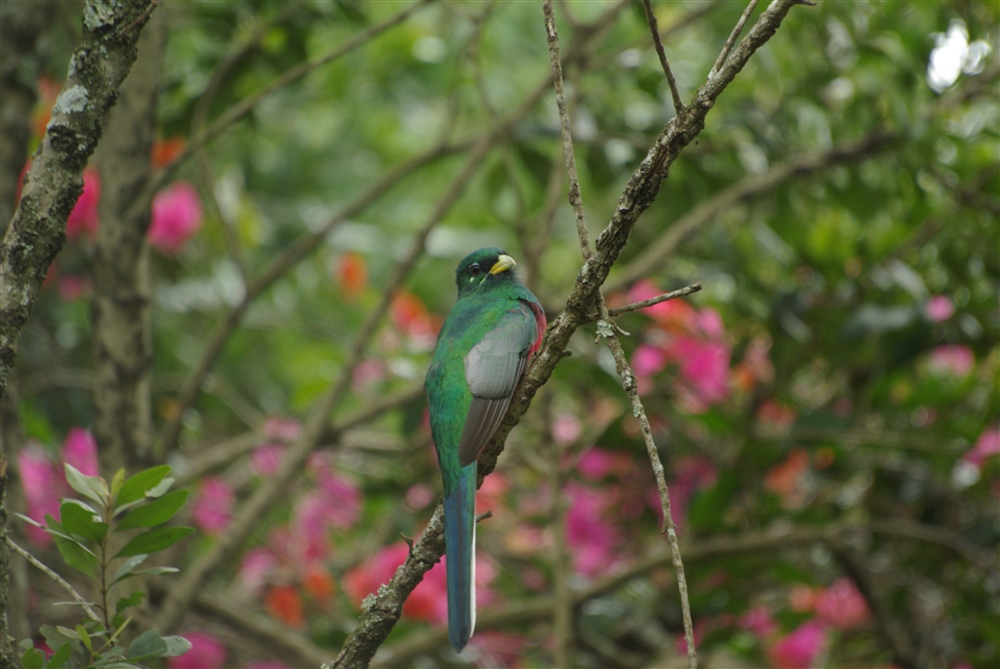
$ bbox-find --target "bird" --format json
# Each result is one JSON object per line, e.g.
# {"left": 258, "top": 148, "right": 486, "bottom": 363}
{"left": 425, "top": 247, "right": 546, "bottom": 653}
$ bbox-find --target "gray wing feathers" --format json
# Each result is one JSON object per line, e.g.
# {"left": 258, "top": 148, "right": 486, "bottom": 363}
{"left": 458, "top": 303, "right": 536, "bottom": 466}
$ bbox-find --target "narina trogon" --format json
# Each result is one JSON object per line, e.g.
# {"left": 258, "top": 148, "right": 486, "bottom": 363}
{"left": 425, "top": 247, "right": 546, "bottom": 652}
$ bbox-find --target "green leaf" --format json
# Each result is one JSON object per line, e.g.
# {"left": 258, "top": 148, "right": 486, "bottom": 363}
{"left": 115, "top": 526, "right": 195, "bottom": 558}
{"left": 113, "top": 566, "right": 179, "bottom": 586}
{"left": 76, "top": 624, "right": 93, "bottom": 654}
{"left": 145, "top": 476, "right": 175, "bottom": 500}
{"left": 162, "top": 635, "right": 193, "bottom": 657}
{"left": 117, "top": 490, "right": 188, "bottom": 530}
{"left": 115, "top": 466, "right": 171, "bottom": 508}
{"left": 115, "top": 591, "right": 145, "bottom": 614}
{"left": 43, "top": 641, "right": 73, "bottom": 668}
{"left": 126, "top": 629, "right": 167, "bottom": 660}
{"left": 52, "top": 534, "right": 98, "bottom": 577}
{"left": 64, "top": 463, "right": 108, "bottom": 507}
{"left": 60, "top": 500, "right": 109, "bottom": 544}
{"left": 110, "top": 468, "right": 126, "bottom": 497}
{"left": 21, "top": 648, "right": 45, "bottom": 669}
{"left": 111, "top": 555, "right": 148, "bottom": 585}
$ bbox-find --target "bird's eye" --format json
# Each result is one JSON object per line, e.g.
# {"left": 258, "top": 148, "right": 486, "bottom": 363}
{"left": 469, "top": 263, "right": 482, "bottom": 277}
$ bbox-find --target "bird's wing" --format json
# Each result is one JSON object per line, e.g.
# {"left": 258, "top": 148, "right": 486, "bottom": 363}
{"left": 458, "top": 300, "right": 541, "bottom": 466}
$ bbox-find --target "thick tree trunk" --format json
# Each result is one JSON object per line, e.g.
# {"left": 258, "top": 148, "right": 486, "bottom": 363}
{"left": 92, "top": 9, "right": 164, "bottom": 475}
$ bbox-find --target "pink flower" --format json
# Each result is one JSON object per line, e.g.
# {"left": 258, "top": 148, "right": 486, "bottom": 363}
{"left": 926, "top": 345, "right": 974, "bottom": 378}
{"left": 565, "top": 483, "right": 623, "bottom": 577}
{"left": 290, "top": 493, "right": 336, "bottom": 562}
{"left": 626, "top": 279, "right": 676, "bottom": 320}
{"left": 578, "top": 447, "right": 631, "bottom": 480}
{"left": 404, "top": 483, "right": 435, "bottom": 511}
{"left": 191, "top": 476, "right": 234, "bottom": 535}
{"left": 250, "top": 444, "right": 284, "bottom": 476}
{"left": 66, "top": 169, "right": 100, "bottom": 239}
{"left": 344, "top": 543, "right": 447, "bottom": 623}
{"left": 667, "top": 337, "right": 731, "bottom": 412}
{"left": 238, "top": 547, "right": 277, "bottom": 596}
{"left": 313, "top": 465, "right": 361, "bottom": 529}
{"left": 18, "top": 446, "right": 66, "bottom": 547}
{"left": 925, "top": 295, "right": 955, "bottom": 322}
{"left": 767, "top": 621, "right": 827, "bottom": 669}
{"left": 632, "top": 343, "right": 668, "bottom": 378}
{"left": 815, "top": 578, "right": 870, "bottom": 630}
{"left": 169, "top": 631, "right": 226, "bottom": 669}
{"left": 263, "top": 417, "right": 302, "bottom": 442}
{"left": 149, "top": 181, "right": 202, "bottom": 254}
{"left": 62, "top": 428, "right": 99, "bottom": 477}
{"left": 964, "top": 429, "right": 1000, "bottom": 467}
{"left": 738, "top": 606, "right": 778, "bottom": 638}
{"left": 551, "top": 413, "right": 582, "bottom": 445}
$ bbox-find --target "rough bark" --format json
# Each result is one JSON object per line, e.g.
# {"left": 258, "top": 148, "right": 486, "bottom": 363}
{"left": 0, "top": 0, "right": 152, "bottom": 402}
{"left": 92, "top": 8, "right": 163, "bottom": 474}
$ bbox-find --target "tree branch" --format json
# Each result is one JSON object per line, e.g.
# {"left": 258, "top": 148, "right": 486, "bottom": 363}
{"left": 330, "top": 1, "right": 810, "bottom": 666}
{"left": 0, "top": 0, "right": 152, "bottom": 401}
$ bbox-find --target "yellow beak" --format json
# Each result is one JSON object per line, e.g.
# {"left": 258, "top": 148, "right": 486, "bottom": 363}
{"left": 489, "top": 254, "right": 517, "bottom": 275}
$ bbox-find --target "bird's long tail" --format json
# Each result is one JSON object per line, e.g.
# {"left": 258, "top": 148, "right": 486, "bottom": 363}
{"left": 443, "top": 462, "right": 477, "bottom": 653}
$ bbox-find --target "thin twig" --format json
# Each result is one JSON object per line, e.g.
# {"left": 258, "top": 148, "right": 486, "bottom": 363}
{"left": 543, "top": 0, "right": 590, "bottom": 260}
{"left": 641, "top": 0, "right": 684, "bottom": 114}
{"left": 7, "top": 537, "right": 103, "bottom": 624}
{"left": 586, "top": 283, "right": 702, "bottom": 322}
{"left": 544, "top": 3, "right": 696, "bottom": 667}
{"left": 710, "top": 0, "right": 759, "bottom": 79}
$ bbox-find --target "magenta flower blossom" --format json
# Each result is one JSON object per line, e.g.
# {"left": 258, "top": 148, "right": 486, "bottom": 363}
{"left": 668, "top": 336, "right": 731, "bottom": 412}
{"left": 738, "top": 605, "right": 778, "bottom": 638}
{"left": 62, "top": 428, "right": 99, "bottom": 477}
{"left": 551, "top": 413, "right": 583, "bottom": 445}
{"left": 926, "top": 344, "right": 974, "bottom": 378}
{"left": 815, "top": 577, "right": 870, "bottom": 630}
{"left": 925, "top": 295, "right": 955, "bottom": 322}
{"left": 149, "top": 181, "right": 203, "bottom": 254}
{"left": 290, "top": 492, "right": 337, "bottom": 562}
{"left": 237, "top": 547, "right": 278, "bottom": 596}
{"left": 250, "top": 444, "right": 284, "bottom": 476}
{"left": 565, "top": 482, "right": 624, "bottom": 577}
{"left": 66, "top": 169, "right": 100, "bottom": 239}
{"left": 767, "top": 620, "right": 827, "bottom": 669}
{"left": 262, "top": 417, "right": 302, "bottom": 442}
{"left": 18, "top": 446, "right": 67, "bottom": 547}
{"left": 632, "top": 343, "right": 668, "bottom": 378}
{"left": 168, "top": 631, "right": 226, "bottom": 669}
{"left": 191, "top": 476, "right": 234, "bottom": 534}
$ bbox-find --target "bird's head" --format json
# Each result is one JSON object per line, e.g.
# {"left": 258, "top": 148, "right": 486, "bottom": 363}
{"left": 454, "top": 247, "right": 519, "bottom": 296}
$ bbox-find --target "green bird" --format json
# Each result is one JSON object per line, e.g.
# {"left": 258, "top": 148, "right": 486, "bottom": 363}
{"left": 425, "top": 247, "right": 546, "bottom": 653}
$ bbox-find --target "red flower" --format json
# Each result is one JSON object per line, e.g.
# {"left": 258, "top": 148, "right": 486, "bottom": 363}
{"left": 152, "top": 136, "right": 186, "bottom": 168}
{"left": 265, "top": 584, "right": 306, "bottom": 628}
{"left": 336, "top": 252, "right": 368, "bottom": 299}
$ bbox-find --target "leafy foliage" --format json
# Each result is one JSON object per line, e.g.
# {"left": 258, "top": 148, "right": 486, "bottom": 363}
{"left": 16, "top": 465, "right": 192, "bottom": 668}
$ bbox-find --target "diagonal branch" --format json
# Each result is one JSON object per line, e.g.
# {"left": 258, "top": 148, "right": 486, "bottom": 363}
{"left": 330, "top": 1, "right": 811, "bottom": 667}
